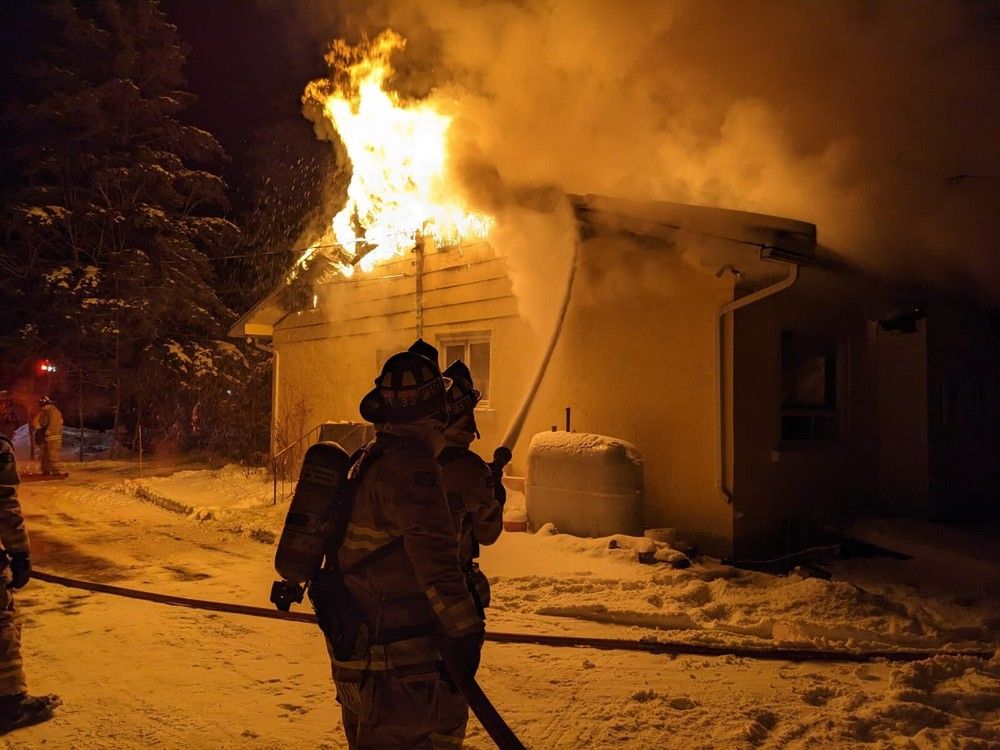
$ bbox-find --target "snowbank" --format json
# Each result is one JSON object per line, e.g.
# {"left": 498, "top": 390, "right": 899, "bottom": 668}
{"left": 118, "top": 464, "right": 280, "bottom": 543}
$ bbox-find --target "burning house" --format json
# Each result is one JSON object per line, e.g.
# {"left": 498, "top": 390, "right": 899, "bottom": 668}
{"left": 231, "top": 32, "right": 998, "bottom": 559}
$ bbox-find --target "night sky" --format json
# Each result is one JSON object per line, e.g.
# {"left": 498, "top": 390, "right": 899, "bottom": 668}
{"left": 162, "top": 1, "right": 339, "bottom": 186}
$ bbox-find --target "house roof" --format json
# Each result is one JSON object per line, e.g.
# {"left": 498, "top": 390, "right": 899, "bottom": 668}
{"left": 569, "top": 193, "right": 817, "bottom": 262}
{"left": 229, "top": 194, "right": 821, "bottom": 338}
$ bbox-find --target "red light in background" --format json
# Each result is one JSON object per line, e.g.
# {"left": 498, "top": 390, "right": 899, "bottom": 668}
{"left": 37, "top": 359, "right": 57, "bottom": 374}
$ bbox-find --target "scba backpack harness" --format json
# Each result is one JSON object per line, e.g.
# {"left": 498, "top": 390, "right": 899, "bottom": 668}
{"left": 271, "top": 441, "right": 399, "bottom": 659}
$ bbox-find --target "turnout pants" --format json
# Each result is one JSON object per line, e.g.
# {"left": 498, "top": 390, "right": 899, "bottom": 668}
{"left": 336, "top": 670, "right": 468, "bottom": 749}
{"left": 0, "top": 585, "right": 26, "bottom": 697}
{"left": 40, "top": 438, "right": 61, "bottom": 475}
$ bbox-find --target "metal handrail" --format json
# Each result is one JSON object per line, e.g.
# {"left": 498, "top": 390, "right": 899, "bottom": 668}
{"left": 269, "top": 422, "right": 373, "bottom": 505}
{"left": 270, "top": 424, "right": 321, "bottom": 505}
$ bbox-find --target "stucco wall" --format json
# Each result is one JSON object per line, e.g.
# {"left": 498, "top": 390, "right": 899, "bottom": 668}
{"left": 519, "top": 236, "right": 734, "bottom": 553}
{"left": 271, "top": 236, "right": 736, "bottom": 554}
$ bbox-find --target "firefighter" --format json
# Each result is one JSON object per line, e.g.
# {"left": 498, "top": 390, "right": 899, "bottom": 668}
{"left": 0, "top": 435, "right": 59, "bottom": 733}
{"left": 30, "top": 398, "right": 62, "bottom": 476}
{"left": 439, "top": 359, "right": 503, "bottom": 618}
{"left": 326, "top": 350, "right": 483, "bottom": 749}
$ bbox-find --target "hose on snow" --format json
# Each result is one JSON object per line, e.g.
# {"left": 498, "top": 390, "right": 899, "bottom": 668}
{"left": 31, "top": 570, "right": 993, "bottom": 664}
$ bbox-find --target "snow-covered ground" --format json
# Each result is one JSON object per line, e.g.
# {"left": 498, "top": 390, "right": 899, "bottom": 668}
{"left": 6, "top": 462, "right": 999, "bottom": 748}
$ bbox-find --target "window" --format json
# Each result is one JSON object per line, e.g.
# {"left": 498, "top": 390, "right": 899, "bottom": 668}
{"left": 780, "top": 331, "right": 841, "bottom": 442}
{"left": 437, "top": 332, "right": 492, "bottom": 405}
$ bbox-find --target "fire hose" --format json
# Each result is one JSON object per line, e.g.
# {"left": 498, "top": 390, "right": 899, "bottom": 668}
{"left": 30, "top": 570, "right": 994, "bottom": 664}
{"left": 499, "top": 239, "right": 580, "bottom": 451}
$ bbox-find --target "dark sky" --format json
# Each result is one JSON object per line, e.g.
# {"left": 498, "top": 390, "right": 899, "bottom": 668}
{"left": 162, "top": 0, "right": 339, "bottom": 171}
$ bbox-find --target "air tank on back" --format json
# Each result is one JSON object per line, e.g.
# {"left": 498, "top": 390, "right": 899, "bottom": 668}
{"left": 274, "top": 441, "right": 352, "bottom": 585}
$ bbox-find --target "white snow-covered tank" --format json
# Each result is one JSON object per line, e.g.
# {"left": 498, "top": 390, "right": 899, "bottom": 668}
{"left": 525, "top": 431, "right": 644, "bottom": 537}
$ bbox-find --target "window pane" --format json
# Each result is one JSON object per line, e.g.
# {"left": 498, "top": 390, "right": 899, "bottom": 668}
{"left": 469, "top": 342, "right": 491, "bottom": 401}
{"left": 444, "top": 344, "right": 466, "bottom": 370}
{"left": 792, "top": 356, "right": 828, "bottom": 408}
{"left": 782, "top": 332, "right": 837, "bottom": 410}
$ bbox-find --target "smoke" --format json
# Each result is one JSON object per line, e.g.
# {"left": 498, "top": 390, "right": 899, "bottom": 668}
{"left": 315, "top": 0, "right": 998, "bottom": 303}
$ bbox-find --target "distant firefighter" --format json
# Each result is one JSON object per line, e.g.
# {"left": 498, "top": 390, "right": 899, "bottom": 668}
{"left": 30, "top": 398, "right": 63, "bottom": 477}
{"left": 0, "top": 434, "right": 60, "bottom": 733}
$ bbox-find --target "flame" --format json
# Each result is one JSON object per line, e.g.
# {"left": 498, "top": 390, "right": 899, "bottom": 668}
{"left": 304, "top": 31, "right": 492, "bottom": 276}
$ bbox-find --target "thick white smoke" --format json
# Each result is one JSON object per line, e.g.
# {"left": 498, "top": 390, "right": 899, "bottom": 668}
{"left": 314, "top": 0, "right": 997, "bottom": 305}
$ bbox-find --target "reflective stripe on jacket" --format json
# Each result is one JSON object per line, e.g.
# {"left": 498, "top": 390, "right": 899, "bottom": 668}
{"left": 332, "top": 432, "right": 481, "bottom": 678}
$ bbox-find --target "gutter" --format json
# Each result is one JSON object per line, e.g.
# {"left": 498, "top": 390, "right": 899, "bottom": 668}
{"left": 716, "top": 256, "right": 800, "bottom": 503}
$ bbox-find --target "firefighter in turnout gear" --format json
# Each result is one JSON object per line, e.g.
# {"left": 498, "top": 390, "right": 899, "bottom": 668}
{"left": 439, "top": 359, "right": 503, "bottom": 618}
{"left": 325, "top": 351, "right": 483, "bottom": 749}
{"left": 0, "top": 436, "right": 59, "bottom": 733}
{"left": 30, "top": 398, "right": 62, "bottom": 476}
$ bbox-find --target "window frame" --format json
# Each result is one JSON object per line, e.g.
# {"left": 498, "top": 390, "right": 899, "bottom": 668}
{"left": 436, "top": 330, "right": 493, "bottom": 409}
{"left": 778, "top": 330, "right": 848, "bottom": 447}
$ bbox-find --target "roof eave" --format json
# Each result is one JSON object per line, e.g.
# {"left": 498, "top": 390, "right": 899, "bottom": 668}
{"left": 569, "top": 193, "right": 818, "bottom": 261}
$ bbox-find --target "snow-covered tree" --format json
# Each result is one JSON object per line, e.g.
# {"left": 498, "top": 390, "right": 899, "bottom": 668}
{"left": 0, "top": 1, "right": 258, "bottom": 456}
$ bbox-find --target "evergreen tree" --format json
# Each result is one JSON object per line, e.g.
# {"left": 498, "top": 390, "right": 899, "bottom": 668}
{"left": 0, "top": 0, "right": 256, "bottom": 456}
{"left": 220, "top": 117, "right": 336, "bottom": 315}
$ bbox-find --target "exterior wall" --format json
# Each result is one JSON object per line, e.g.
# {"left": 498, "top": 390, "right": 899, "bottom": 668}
{"left": 272, "top": 242, "right": 533, "bottom": 459}
{"left": 731, "top": 268, "right": 878, "bottom": 559}
{"left": 522, "top": 235, "right": 734, "bottom": 554}
{"left": 926, "top": 302, "right": 1000, "bottom": 519}
{"left": 875, "top": 319, "right": 930, "bottom": 515}
{"left": 271, "top": 236, "right": 735, "bottom": 555}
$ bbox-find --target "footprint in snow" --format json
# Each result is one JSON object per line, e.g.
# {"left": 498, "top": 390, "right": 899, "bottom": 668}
{"left": 801, "top": 685, "right": 837, "bottom": 706}
{"left": 667, "top": 697, "right": 698, "bottom": 710}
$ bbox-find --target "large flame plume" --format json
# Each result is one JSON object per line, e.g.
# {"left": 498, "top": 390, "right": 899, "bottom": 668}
{"left": 303, "top": 30, "right": 492, "bottom": 276}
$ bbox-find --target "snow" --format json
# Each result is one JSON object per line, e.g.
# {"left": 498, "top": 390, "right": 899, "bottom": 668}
{"left": 21, "top": 205, "right": 69, "bottom": 226}
{"left": 164, "top": 339, "right": 247, "bottom": 381}
{"left": 7, "top": 462, "right": 999, "bottom": 747}
{"left": 528, "top": 430, "right": 644, "bottom": 468}
{"left": 11, "top": 425, "right": 114, "bottom": 459}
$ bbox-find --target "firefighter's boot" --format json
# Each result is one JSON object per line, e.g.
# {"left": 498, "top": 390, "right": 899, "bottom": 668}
{"left": 0, "top": 692, "right": 60, "bottom": 734}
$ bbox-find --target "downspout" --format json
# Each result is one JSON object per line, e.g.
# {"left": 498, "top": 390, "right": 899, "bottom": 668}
{"left": 716, "top": 258, "right": 799, "bottom": 503}
{"left": 254, "top": 338, "right": 278, "bottom": 456}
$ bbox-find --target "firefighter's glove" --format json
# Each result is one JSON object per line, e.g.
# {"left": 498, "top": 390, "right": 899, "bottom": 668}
{"left": 490, "top": 447, "right": 512, "bottom": 508}
{"left": 8, "top": 553, "right": 30, "bottom": 590}
{"left": 491, "top": 447, "right": 512, "bottom": 473}
{"left": 440, "top": 631, "right": 484, "bottom": 682}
